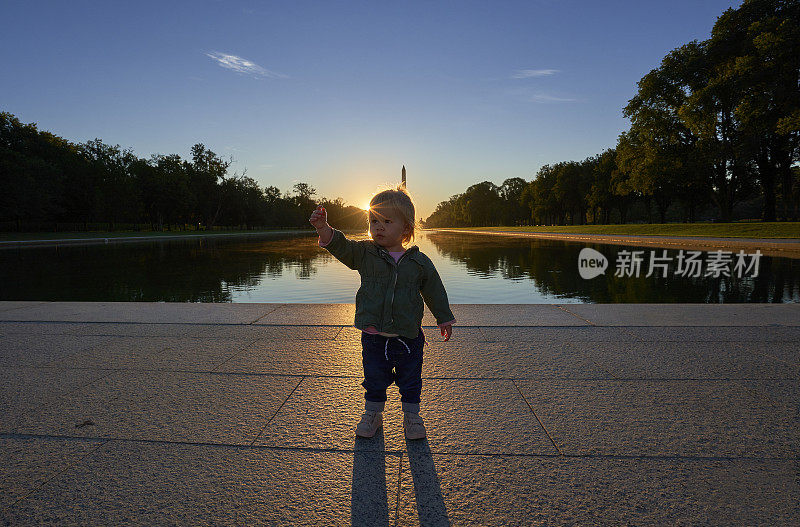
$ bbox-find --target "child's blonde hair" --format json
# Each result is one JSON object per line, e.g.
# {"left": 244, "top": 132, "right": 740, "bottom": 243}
{"left": 368, "top": 185, "right": 417, "bottom": 245}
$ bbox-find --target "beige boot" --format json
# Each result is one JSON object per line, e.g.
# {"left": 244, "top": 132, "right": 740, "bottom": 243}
{"left": 403, "top": 412, "right": 426, "bottom": 440}
{"left": 355, "top": 410, "right": 383, "bottom": 438}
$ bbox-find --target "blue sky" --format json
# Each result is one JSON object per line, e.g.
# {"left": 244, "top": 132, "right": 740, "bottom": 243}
{"left": 2, "top": 0, "right": 742, "bottom": 218}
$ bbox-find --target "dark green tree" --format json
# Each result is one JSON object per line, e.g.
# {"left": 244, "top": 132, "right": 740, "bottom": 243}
{"left": 188, "top": 143, "right": 230, "bottom": 228}
{"left": 711, "top": 0, "right": 800, "bottom": 220}
{"left": 499, "top": 177, "right": 529, "bottom": 225}
{"left": 461, "top": 181, "right": 502, "bottom": 226}
{"left": 0, "top": 112, "right": 70, "bottom": 226}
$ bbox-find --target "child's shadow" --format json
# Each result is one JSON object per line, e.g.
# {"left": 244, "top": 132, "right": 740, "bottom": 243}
{"left": 351, "top": 433, "right": 450, "bottom": 527}
{"left": 404, "top": 438, "right": 450, "bottom": 526}
{"left": 351, "top": 430, "right": 391, "bottom": 527}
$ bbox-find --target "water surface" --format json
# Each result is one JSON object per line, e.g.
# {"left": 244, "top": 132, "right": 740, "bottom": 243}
{"left": 1, "top": 231, "right": 797, "bottom": 303}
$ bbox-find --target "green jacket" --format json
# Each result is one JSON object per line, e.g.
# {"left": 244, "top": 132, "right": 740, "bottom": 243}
{"left": 320, "top": 227, "right": 456, "bottom": 339}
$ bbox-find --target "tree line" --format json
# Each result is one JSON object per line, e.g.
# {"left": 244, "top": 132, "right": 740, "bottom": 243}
{"left": 3, "top": 0, "right": 798, "bottom": 233}
{"left": 0, "top": 112, "right": 367, "bottom": 232}
{"left": 423, "top": 0, "right": 799, "bottom": 228}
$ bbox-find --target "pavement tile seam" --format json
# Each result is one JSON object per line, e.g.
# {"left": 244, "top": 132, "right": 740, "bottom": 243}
{"left": 209, "top": 337, "right": 262, "bottom": 372}
{"left": 1, "top": 434, "right": 796, "bottom": 462}
{"left": 5, "top": 367, "right": 797, "bottom": 383}
{"left": 605, "top": 324, "right": 799, "bottom": 328}
{"left": 520, "top": 378, "right": 800, "bottom": 460}
{"left": 509, "top": 377, "right": 800, "bottom": 383}
{"left": 57, "top": 370, "right": 119, "bottom": 399}
{"left": 553, "top": 305, "right": 597, "bottom": 327}
{"left": 245, "top": 303, "right": 288, "bottom": 324}
{"left": 7, "top": 333, "right": 797, "bottom": 345}
{"left": 0, "top": 437, "right": 113, "bottom": 513}
{"left": 511, "top": 379, "right": 564, "bottom": 456}
{"left": 5, "top": 335, "right": 274, "bottom": 345}
{"left": 333, "top": 329, "right": 359, "bottom": 342}
{"left": 5, "top": 321, "right": 800, "bottom": 337}
{"left": 1, "top": 369, "right": 119, "bottom": 429}
{"left": 627, "top": 339, "right": 800, "bottom": 343}
{"left": 37, "top": 319, "right": 753, "bottom": 330}
{"left": 249, "top": 376, "right": 306, "bottom": 447}
{"left": 587, "top": 357, "right": 619, "bottom": 379}
{"left": 11, "top": 320, "right": 792, "bottom": 329}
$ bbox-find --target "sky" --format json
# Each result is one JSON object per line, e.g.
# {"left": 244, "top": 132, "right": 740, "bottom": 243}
{"left": 2, "top": 0, "right": 743, "bottom": 219}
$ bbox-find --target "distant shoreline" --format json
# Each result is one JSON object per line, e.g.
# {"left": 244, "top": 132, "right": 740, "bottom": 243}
{"left": 426, "top": 228, "right": 800, "bottom": 258}
{"left": 428, "top": 222, "right": 800, "bottom": 238}
{"left": 0, "top": 230, "right": 313, "bottom": 248}
{"left": 2, "top": 225, "right": 800, "bottom": 257}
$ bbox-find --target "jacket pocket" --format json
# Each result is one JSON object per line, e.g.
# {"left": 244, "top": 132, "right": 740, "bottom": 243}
{"left": 390, "top": 286, "right": 424, "bottom": 331}
{"left": 395, "top": 264, "right": 422, "bottom": 289}
{"left": 355, "top": 281, "right": 383, "bottom": 325}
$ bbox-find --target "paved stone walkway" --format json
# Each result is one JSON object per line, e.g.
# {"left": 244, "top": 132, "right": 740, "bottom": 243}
{"left": 1, "top": 302, "right": 798, "bottom": 525}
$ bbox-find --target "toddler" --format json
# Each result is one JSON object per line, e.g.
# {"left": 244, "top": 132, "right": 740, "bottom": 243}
{"left": 309, "top": 185, "right": 455, "bottom": 440}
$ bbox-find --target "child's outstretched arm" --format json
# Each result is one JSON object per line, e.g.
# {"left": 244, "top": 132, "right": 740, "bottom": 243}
{"left": 309, "top": 205, "right": 366, "bottom": 270}
{"left": 419, "top": 262, "right": 456, "bottom": 342}
{"left": 310, "top": 205, "right": 333, "bottom": 244}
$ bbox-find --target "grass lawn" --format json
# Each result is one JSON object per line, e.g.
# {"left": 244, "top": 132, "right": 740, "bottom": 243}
{"left": 433, "top": 222, "right": 800, "bottom": 239}
{"left": 0, "top": 228, "right": 308, "bottom": 242}
{"left": 2, "top": 222, "right": 800, "bottom": 242}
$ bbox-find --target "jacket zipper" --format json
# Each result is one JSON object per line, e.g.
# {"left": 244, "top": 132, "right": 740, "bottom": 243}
{"left": 382, "top": 249, "right": 410, "bottom": 327}
{"left": 388, "top": 270, "right": 397, "bottom": 325}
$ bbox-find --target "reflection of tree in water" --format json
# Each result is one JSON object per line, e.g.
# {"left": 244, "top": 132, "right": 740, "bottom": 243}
{"left": 0, "top": 233, "right": 336, "bottom": 302}
{"left": 720, "top": 257, "right": 800, "bottom": 303}
{"left": 229, "top": 236, "right": 323, "bottom": 281}
{"left": 424, "top": 233, "right": 800, "bottom": 303}
{"left": 3, "top": 232, "right": 798, "bottom": 303}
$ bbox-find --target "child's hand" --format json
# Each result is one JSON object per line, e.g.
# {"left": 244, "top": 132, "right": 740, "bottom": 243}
{"left": 309, "top": 205, "right": 328, "bottom": 230}
{"left": 440, "top": 323, "right": 452, "bottom": 342}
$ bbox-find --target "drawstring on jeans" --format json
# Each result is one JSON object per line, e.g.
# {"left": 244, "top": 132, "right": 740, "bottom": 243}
{"left": 385, "top": 336, "right": 412, "bottom": 361}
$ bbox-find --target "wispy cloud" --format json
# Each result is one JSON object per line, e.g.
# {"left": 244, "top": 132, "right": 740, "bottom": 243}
{"left": 205, "top": 51, "right": 287, "bottom": 79}
{"left": 511, "top": 69, "right": 559, "bottom": 79}
{"left": 530, "top": 93, "right": 578, "bottom": 103}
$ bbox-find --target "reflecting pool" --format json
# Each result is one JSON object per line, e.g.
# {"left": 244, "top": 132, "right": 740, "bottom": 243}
{"left": 1, "top": 230, "right": 798, "bottom": 303}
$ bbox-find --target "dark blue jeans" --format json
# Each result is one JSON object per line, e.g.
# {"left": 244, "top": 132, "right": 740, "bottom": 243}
{"left": 360, "top": 328, "right": 425, "bottom": 414}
